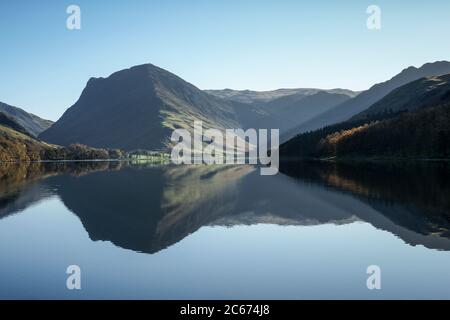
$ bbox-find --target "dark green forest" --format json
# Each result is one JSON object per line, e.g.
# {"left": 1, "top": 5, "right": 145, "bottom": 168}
{"left": 280, "top": 102, "right": 450, "bottom": 159}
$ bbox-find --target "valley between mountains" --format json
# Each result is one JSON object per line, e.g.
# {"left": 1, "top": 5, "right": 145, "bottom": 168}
{"left": 1, "top": 61, "right": 450, "bottom": 162}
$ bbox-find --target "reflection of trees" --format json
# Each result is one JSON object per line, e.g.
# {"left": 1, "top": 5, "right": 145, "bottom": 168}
{"left": 0, "top": 161, "right": 123, "bottom": 192}
{"left": 280, "top": 160, "right": 450, "bottom": 238}
{"left": 0, "top": 161, "right": 124, "bottom": 219}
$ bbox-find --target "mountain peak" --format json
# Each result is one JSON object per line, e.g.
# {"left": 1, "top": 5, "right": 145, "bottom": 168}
{"left": 390, "top": 61, "right": 450, "bottom": 84}
{"left": 39, "top": 63, "right": 239, "bottom": 151}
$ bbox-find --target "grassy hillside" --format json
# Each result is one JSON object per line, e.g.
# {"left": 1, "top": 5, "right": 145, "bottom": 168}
{"left": 0, "top": 124, "right": 53, "bottom": 161}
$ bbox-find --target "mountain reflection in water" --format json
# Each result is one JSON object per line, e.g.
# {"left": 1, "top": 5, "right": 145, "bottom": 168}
{"left": 0, "top": 160, "right": 450, "bottom": 253}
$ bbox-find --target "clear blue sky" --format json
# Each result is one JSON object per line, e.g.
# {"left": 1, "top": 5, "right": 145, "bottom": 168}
{"left": 1, "top": 0, "right": 449, "bottom": 120}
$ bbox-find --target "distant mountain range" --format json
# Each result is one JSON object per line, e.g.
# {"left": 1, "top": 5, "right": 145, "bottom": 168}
{"left": 0, "top": 101, "right": 53, "bottom": 137}
{"left": 206, "top": 88, "right": 358, "bottom": 104}
{"left": 249, "top": 90, "right": 355, "bottom": 137}
{"left": 280, "top": 74, "right": 450, "bottom": 159}
{"left": 288, "top": 61, "right": 450, "bottom": 136}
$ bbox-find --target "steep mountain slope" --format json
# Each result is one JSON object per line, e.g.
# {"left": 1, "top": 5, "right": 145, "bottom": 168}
{"left": 40, "top": 64, "right": 244, "bottom": 151}
{"left": 0, "top": 101, "right": 53, "bottom": 137}
{"left": 352, "top": 74, "right": 450, "bottom": 120}
{"left": 280, "top": 74, "right": 450, "bottom": 159}
{"left": 291, "top": 61, "right": 450, "bottom": 134}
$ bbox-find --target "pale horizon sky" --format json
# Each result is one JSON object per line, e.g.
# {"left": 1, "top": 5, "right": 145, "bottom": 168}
{"left": 1, "top": 0, "right": 450, "bottom": 121}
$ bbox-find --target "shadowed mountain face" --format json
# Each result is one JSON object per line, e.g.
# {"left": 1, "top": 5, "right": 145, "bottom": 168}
{"left": 39, "top": 64, "right": 244, "bottom": 151}
{"left": 352, "top": 74, "right": 450, "bottom": 120}
{"left": 1, "top": 161, "right": 450, "bottom": 253}
{"left": 0, "top": 101, "right": 53, "bottom": 137}
{"left": 38, "top": 63, "right": 357, "bottom": 151}
{"left": 291, "top": 61, "right": 450, "bottom": 134}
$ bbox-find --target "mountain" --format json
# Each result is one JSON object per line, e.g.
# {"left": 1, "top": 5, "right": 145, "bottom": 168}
{"left": 206, "top": 89, "right": 358, "bottom": 141}
{"left": 207, "top": 88, "right": 357, "bottom": 137}
{"left": 290, "top": 61, "right": 450, "bottom": 135}
{"left": 352, "top": 74, "right": 450, "bottom": 120}
{"left": 280, "top": 74, "right": 450, "bottom": 159}
{"left": 206, "top": 88, "right": 357, "bottom": 104}
{"left": 40, "top": 64, "right": 248, "bottom": 151}
{"left": 226, "top": 91, "right": 356, "bottom": 138}
{"left": 40, "top": 61, "right": 448, "bottom": 153}
{"left": 206, "top": 88, "right": 308, "bottom": 104}
{"left": 0, "top": 101, "right": 53, "bottom": 137}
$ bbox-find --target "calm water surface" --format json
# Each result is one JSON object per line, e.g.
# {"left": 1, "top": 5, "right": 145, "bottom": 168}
{"left": 0, "top": 160, "right": 449, "bottom": 299}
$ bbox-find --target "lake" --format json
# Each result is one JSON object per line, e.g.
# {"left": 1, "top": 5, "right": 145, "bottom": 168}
{"left": 0, "top": 160, "right": 449, "bottom": 299}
